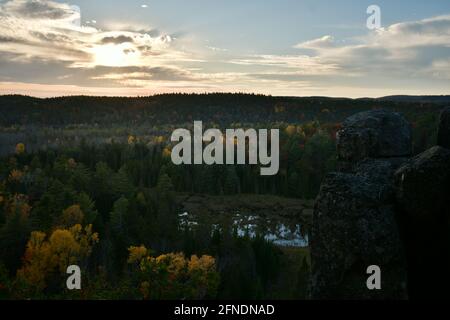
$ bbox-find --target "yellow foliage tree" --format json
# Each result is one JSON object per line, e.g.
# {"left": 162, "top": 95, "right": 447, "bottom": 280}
{"left": 154, "top": 136, "right": 165, "bottom": 144}
{"left": 8, "top": 169, "right": 23, "bottom": 183}
{"left": 127, "top": 246, "right": 219, "bottom": 299}
{"left": 17, "top": 224, "right": 99, "bottom": 293}
{"left": 127, "top": 245, "right": 148, "bottom": 264}
{"left": 127, "top": 135, "right": 136, "bottom": 145}
{"left": 162, "top": 147, "right": 172, "bottom": 158}
{"left": 285, "top": 125, "right": 297, "bottom": 136}
{"left": 15, "top": 143, "right": 25, "bottom": 155}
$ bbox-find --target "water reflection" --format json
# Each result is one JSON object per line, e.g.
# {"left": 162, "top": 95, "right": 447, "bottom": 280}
{"left": 178, "top": 211, "right": 309, "bottom": 248}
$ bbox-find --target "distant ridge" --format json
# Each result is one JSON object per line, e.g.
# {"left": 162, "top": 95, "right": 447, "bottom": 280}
{"left": 1, "top": 93, "right": 450, "bottom": 104}
{"left": 376, "top": 95, "right": 450, "bottom": 104}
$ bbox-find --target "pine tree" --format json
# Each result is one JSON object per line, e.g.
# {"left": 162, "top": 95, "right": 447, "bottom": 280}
{"left": 0, "top": 197, "right": 31, "bottom": 273}
{"left": 110, "top": 196, "right": 129, "bottom": 237}
{"left": 224, "top": 166, "right": 240, "bottom": 195}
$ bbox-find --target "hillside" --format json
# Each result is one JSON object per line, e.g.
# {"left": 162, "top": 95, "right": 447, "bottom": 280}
{"left": 0, "top": 93, "right": 444, "bottom": 127}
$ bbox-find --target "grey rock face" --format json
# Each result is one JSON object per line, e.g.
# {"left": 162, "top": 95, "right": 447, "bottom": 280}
{"left": 311, "top": 170, "right": 407, "bottom": 299}
{"left": 337, "top": 110, "right": 412, "bottom": 171}
{"left": 354, "top": 157, "right": 408, "bottom": 185}
{"left": 437, "top": 107, "right": 450, "bottom": 149}
{"left": 311, "top": 110, "right": 410, "bottom": 299}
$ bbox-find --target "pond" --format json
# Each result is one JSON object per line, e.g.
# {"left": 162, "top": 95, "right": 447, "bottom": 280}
{"left": 178, "top": 211, "right": 309, "bottom": 248}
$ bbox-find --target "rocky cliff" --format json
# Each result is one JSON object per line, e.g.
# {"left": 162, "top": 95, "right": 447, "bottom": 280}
{"left": 311, "top": 107, "right": 450, "bottom": 299}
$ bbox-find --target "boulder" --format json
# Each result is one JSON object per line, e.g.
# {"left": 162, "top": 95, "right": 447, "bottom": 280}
{"left": 311, "top": 170, "right": 407, "bottom": 299}
{"left": 337, "top": 110, "right": 412, "bottom": 171}
{"left": 437, "top": 107, "right": 450, "bottom": 149}
{"left": 394, "top": 146, "right": 450, "bottom": 298}
{"left": 395, "top": 146, "right": 450, "bottom": 220}
{"left": 311, "top": 110, "right": 411, "bottom": 299}
{"left": 354, "top": 158, "right": 408, "bottom": 185}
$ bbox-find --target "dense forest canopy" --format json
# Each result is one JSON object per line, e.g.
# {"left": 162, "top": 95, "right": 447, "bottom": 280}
{"left": 0, "top": 93, "right": 447, "bottom": 126}
{"left": 0, "top": 93, "right": 445, "bottom": 300}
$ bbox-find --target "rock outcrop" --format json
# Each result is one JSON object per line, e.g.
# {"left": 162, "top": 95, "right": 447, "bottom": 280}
{"left": 312, "top": 109, "right": 410, "bottom": 299}
{"left": 337, "top": 109, "right": 412, "bottom": 172}
{"left": 312, "top": 107, "right": 450, "bottom": 299}
{"left": 311, "top": 172, "right": 407, "bottom": 299}
{"left": 394, "top": 145, "right": 450, "bottom": 298}
{"left": 395, "top": 146, "right": 450, "bottom": 220}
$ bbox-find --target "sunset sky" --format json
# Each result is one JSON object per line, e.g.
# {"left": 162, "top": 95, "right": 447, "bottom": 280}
{"left": 1, "top": 0, "right": 450, "bottom": 97}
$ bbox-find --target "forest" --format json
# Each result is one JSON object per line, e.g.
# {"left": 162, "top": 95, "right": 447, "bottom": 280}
{"left": 0, "top": 93, "right": 443, "bottom": 300}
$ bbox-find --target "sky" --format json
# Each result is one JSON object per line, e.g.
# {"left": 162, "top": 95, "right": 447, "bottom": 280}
{"left": 0, "top": 0, "right": 450, "bottom": 98}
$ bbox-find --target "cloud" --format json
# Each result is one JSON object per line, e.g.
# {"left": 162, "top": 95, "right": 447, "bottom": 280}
{"left": 0, "top": 0, "right": 184, "bottom": 67}
{"left": 2, "top": 0, "right": 78, "bottom": 20}
{"left": 216, "top": 14, "right": 450, "bottom": 96}
{"left": 294, "top": 35, "right": 336, "bottom": 50}
{"left": 206, "top": 46, "right": 228, "bottom": 52}
{"left": 90, "top": 66, "right": 197, "bottom": 84}
{"left": 371, "top": 15, "right": 450, "bottom": 48}
{"left": 100, "top": 35, "right": 135, "bottom": 45}
{"left": 291, "top": 15, "right": 450, "bottom": 80}
{"left": 229, "top": 54, "right": 340, "bottom": 75}
{"left": 0, "top": 0, "right": 203, "bottom": 90}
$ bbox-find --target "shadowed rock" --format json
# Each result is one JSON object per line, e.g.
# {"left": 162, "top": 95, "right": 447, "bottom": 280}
{"left": 437, "top": 107, "right": 450, "bottom": 149}
{"left": 394, "top": 146, "right": 450, "bottom": 299}
{"left": 311, "top": 170, "right": 407, "bottom": 299}
{"left": 395, "top": 146, "right": 450, "bottom": 219}
{"left": 337, "top": 109, "right": 412, "bottom": 171}
{"left": 312, "top": 109, "right": 411, "bottom": 299}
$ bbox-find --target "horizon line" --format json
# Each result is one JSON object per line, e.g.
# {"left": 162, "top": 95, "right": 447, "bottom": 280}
{"left": 2, "top": 92, "right": 450, "bottom": 100}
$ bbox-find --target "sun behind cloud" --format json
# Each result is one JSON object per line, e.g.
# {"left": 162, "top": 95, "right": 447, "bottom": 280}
{"left": 91, "top": 43, "right": 141, "bottom": 67}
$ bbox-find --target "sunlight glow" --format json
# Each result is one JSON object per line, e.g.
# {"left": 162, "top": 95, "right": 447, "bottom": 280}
{"left": 91, "top": 44, "right": 141, "bottom": 67}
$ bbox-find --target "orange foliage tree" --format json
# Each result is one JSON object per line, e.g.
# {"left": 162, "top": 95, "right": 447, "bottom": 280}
{"left": 16, "top": 224, "right": 99, "bottom": 295}
{"left": 128, "top": 245, "right": 219, "bottom": 300}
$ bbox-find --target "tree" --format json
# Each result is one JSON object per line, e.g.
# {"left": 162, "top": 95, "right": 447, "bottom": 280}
{"left": 111, "top": 167, "right": 135, "bottom": 198}
{"left": 157, "top": 172, "right": 174, "bottom": 198}
{"left": 110, "top": 197, "right": 129, "bottom": 236}
{"left": 298, "top": 131, "right": 335, "bottom": 198}
{"left": 32, "top": 179, "right": 77, "bottom": 231}
{"left": 75, "top": 192, "right": 98, "bottom": 225}
{"left": 287, "top": 171, "right": 299, "bottom": 198}
{"left": 127, "top": 135, "right": 136, "bottom": 145}
{"left": 16, "top": 224, "right": 99, "bottom": 295}
{"left": 127, "top": 246, "right": 219, "bottom": 299}
{"left": 224, "top": 166, "right": 240, "bottom": 194}
{"left": 0, "top": 195, "right": 31, "bottom": 273}
{"left": 59, "top": 205, "right": 84, "bottom": 228}
{"left": 15, "top": 143, "right": 25, "bottom": 155}
{"left": 155, "top": 170, "right": 178, "bottom": 249}
{"left": 295, "top": 257, "right": 310, "bottom": 299}
{"left": 91, "top": 162, "right": 115, "bottom": 218}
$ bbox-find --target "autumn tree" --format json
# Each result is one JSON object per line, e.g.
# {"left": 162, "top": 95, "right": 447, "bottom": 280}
{"left": 58, "top": 204, "right": 84, "bottom": 228}
{"left": 127, "top": 245, "right": 219, "bottom": 299}
{"left": 16, "top": 224, "right": 99, "bottom": 296}
{"left": 15, "top": 143, "right": 25, "bottom": 155}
